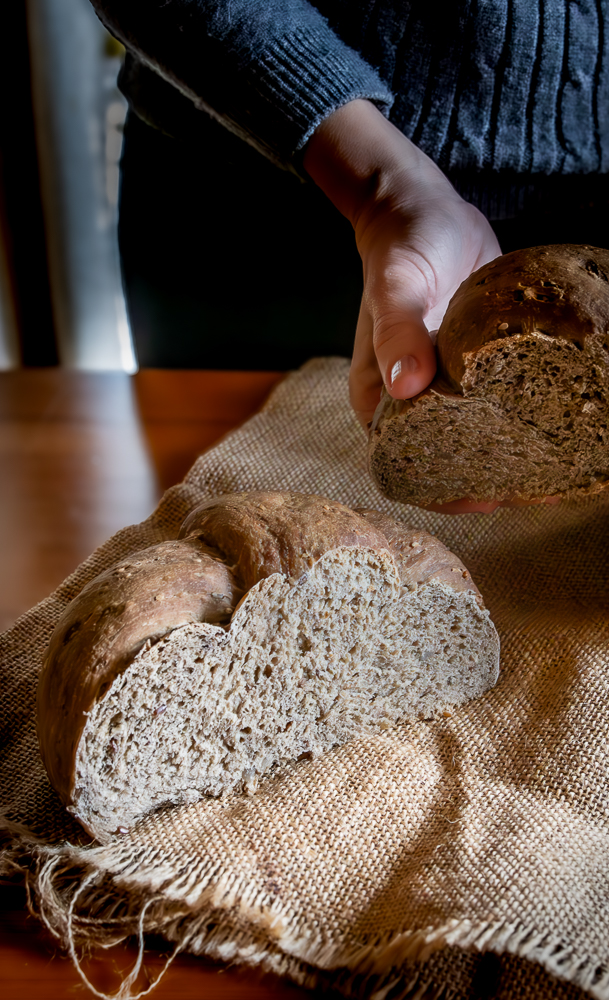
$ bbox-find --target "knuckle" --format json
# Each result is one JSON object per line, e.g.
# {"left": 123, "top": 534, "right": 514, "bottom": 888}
{"left": 373, "top": 319, "right": 407, "bottom": 352}
{"left": 372, "top": 312, "right": 422, "bottom": 353}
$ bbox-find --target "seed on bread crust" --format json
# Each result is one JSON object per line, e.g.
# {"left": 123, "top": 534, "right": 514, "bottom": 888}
{"left": 369, "top": 245, "right": 609, "bottom": 506}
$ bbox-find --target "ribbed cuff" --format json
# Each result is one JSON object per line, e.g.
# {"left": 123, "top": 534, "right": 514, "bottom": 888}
{"left": 236, "top": 26, "right": 393, "bottom": 163}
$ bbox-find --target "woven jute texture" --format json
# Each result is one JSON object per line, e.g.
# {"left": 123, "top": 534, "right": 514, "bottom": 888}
{"left": 1, "top": 358, "right": 608, "bottom": 1000}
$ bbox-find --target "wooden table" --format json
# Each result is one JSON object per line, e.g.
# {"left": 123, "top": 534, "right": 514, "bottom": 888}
{"left": 0, "top": 368, "right": 322, "bottom": 999}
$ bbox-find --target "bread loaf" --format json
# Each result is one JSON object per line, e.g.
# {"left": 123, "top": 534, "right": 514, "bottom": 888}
{"left": 37, "top": 491, "right": 500, "bottom": 843}
{"left": 369, "top": 244, "right": 609, "bottom": 506}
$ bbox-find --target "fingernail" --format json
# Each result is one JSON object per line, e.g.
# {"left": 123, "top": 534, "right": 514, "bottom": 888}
{"left": 389, "top": 356, "right": 418, "bottom": 389}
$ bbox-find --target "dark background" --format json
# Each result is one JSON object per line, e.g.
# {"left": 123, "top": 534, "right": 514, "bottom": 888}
{"left": 0, "top": 2, "right": 57, "bottom": 365}
{"left": 3, "top": 0, "right": 609, "bottom": 370}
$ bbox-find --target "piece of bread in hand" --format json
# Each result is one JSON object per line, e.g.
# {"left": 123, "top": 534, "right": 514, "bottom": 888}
{"left": 37, "top": 492, "right": 500, "bottom": 842}
{"left": 369, "top": 244, "right": 609, "bottom": 506}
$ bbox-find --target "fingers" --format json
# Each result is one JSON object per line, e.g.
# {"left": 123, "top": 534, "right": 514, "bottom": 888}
{"left": 349, "top": 250, "right": 439, "bottom": 425}
{"left": 349, "top": 301, "right": 382, "bottom": 427}
{"left": 373, "top": 308, "right": 437, "bottom": 400}
{"left": 422, "top": 499, "right": 501, "bottom": 515}
{"left": 349, "top": 301, "right": 437, "bottom": 428}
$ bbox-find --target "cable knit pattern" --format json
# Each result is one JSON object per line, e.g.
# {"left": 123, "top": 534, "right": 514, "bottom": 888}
{"left": 90, "top": 0, "right": 393, "bottom": 166}
{"left": 91, "top": 0, "right": 609, "bottom": 175}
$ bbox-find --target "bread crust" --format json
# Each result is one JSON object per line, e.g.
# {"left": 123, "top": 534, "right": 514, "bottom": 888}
{"left": 369, "top": 245, "right": 609, "bottom": 506}
{"left": 37, "top": 539, "right": 241, "bottom": 804}
{"left": 37, "top": 491, "right": 499, "bottom": 837}
{"left": 439, "top": 244, "right": 609, "bottom": 390}
{"left": 180, "top": 491, "right": 389, "bottom": 588}
{"left": 355, "top": 509, "right": 482, "bottom": 601}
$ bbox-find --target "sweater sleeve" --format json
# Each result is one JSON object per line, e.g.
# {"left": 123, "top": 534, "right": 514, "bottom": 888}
{"left": 90, "top": 0, "right": 393, "bottom": 164}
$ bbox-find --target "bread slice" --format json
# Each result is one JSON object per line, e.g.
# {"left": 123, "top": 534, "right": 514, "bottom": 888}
{"left": 369, "top": 244, "right": 609, "bottom": 506}
{"left": 37, "top": 492, "right": 499, "bottom": 843}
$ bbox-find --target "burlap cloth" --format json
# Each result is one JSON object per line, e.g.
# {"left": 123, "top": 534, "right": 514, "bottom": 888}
{"left": 1, "top": 358, "right": 608, "bottom": 1000}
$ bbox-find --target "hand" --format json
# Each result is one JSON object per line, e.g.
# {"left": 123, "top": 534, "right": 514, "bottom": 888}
{"left": 420, "top": 496, "right": 562, "bottom": 515}
{"left": 303, "top": 101, "right": 560, "bottom": 514}
{"left": 303, "top": 100, "right": 501, "bottom": 425}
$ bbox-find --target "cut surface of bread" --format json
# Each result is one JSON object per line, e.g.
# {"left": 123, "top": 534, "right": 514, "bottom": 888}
{"left": 37, "top": 492, "right": 500, "bottom": 843}
{"left": 369, "top": 244, "right": 609, "bottom": 506}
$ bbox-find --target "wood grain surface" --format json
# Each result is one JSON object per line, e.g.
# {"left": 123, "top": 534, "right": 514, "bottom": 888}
{"left": 0, "top": 368, "right": 325, "bottom": 1000}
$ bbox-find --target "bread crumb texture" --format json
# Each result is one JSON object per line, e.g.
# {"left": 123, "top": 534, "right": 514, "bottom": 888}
{"left": 38, "top": 493, "right": 499, "bottom": 843}
{"left": 369, "top": 244, "right": 609, "bottom": 505}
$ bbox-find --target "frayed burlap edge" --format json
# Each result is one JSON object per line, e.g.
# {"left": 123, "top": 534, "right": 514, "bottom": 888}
{"left": 1, "top": 817, "right": 603, "bottom": 1000}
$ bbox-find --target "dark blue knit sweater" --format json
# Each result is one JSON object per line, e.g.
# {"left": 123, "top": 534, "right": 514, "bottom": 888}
{"left": 91, "top": 1, "right": 609, "bottom": 180}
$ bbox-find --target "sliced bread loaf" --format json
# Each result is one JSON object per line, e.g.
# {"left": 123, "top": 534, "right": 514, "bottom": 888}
{"left": 37, "top": 492, "right": 500, "bottom": 843}
{"left": 369, "top": 244, "right": 609, "bottom": 506}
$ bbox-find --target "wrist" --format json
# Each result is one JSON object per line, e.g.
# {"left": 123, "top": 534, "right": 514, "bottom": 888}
{"left": 302, "top": 99, "right": 448, "bottom": 233}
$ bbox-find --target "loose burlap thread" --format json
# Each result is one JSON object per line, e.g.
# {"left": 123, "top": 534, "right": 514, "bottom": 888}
{"left": 1, "top": 358, "right": 608, "bottom": 1000}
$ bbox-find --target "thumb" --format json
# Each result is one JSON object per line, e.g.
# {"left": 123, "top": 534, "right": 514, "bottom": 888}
{"left": 373, "top": 307, "right": 437, "bottom": 399}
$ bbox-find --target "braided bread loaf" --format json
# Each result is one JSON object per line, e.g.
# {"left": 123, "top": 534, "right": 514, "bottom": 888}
{"left": 369, "top": 244, "right": 609, "bottom": 506}
{"left": 37, "top": 491, "right": 499, "bottom": 843}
